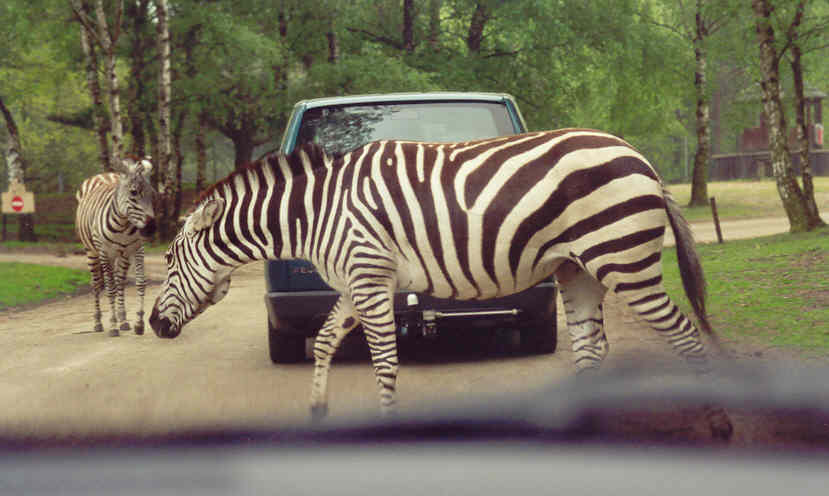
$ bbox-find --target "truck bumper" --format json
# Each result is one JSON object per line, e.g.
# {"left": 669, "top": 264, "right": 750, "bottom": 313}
{"left": 264, "top": 283, "right": 557, "bottom": 338}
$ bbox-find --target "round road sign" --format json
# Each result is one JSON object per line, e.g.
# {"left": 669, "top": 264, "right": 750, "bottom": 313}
{"left": 11, "top": 195, "right": 24, "bottom": 212}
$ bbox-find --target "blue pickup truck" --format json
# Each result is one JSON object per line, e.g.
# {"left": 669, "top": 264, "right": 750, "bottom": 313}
{"left": 264, "top": 92, "right": 557, "bottom": 363}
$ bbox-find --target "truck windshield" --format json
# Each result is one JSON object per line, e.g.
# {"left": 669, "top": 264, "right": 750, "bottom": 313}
{"left": 296, "top": 101, "right": 517, "bottom": 156}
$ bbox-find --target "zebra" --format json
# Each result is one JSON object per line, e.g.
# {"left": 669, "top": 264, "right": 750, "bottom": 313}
{"left": 76, "top": 156, "right": 157, "bottom": 337}
{"left": 149, "top": 129, "right": 733, "bottom": 440}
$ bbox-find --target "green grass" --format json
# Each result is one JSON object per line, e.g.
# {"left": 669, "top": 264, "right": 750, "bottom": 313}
{"left": 0, "top": 263, "right": 89, "bottom": 310}
{"left": 661, "top": 227, "right": 829, "bottom": 352}
{"left": 667, "top": 177, "right": 829, "bottom": 223}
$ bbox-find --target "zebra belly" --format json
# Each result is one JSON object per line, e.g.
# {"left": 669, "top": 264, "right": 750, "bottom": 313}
{"left": 394, "top": 251, "right": 566, "bottom": 301}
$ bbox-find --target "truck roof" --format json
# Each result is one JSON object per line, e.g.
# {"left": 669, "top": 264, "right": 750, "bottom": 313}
{"left": 293, "top": 92, "right": 518, "bottom": 109}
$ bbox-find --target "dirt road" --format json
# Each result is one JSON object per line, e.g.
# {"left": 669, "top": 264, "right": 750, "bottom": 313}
{"left": 0, "top": 216, "right": 823, "bottom": 442}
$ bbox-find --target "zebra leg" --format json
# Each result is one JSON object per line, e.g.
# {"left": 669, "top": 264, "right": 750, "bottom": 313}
{"left": 349, "top": 274, "right": 399, "bottom": 416}
{"left": 612, "top": 273, "right": 733, "bottom": 440}
{"left": 133, "top": 246, "right": 145, "bottom": 335}
{"left": 101, "top": 259, "right": 120, "bottom": 337}
{"left": 114, "top": 254, "right": 131, "bottom": 332}
{"left": 555, "top": 261, "right": 609, "bottom": 373}
{"left": 86, "top": 252, "right": 105, "bottom": 333}
{"left": 309, "top": 296, "right": 361, "bottom": 422}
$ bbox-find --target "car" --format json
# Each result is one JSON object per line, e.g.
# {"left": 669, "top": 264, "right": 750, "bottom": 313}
{"left": 264, "top": 92, "right": 558, "bottom": 363}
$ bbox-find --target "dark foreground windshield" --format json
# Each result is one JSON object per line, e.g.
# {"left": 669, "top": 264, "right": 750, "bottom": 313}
{"left": 296, "top": 101, "right": 516, "bottom": 156}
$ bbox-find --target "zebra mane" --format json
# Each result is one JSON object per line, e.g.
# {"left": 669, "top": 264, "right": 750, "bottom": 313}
{"left": 195, "top": 142, "right": 331, "bottom": 206}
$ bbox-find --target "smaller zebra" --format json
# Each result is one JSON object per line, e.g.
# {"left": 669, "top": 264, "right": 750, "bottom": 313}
{"left": 75, "top": 157, "right": 157, "bottom": 336}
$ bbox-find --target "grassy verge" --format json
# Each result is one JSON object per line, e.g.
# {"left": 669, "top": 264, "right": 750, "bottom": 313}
{"left": 0, "top": 240, "right": 85, "bottom": 255}
{"left": 0, "top": 263, "right": 89, "bottom": 310}
{"left": 667, "top": 177, "right": 829, "bottom": 223}
{"left": 661, "top": 227, "right": 829, "bottom": 353}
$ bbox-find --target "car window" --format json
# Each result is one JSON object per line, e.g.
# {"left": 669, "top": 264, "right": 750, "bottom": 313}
{"left": 296, "top": 102, "right": 516, "bottom": 156}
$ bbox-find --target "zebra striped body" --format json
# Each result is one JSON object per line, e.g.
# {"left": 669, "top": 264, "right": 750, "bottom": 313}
{"left": 150, "top": 129, "right": 732, "bottom": 439}
{"left": 76, "top": 158, "right": 156, "bottom": 336}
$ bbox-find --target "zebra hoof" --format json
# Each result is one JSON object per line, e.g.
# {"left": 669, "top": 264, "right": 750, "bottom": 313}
{"left": 134, "top": 323, "right": 144, "bottom": 335}
{"left": 120, "top": 322, "right": 131, "bottom": 331}
{"left": 109, "top": 329, "right": 120, "bottom": 337}
{"left": 94, "top": 323, "right": 104, "bottom": 333}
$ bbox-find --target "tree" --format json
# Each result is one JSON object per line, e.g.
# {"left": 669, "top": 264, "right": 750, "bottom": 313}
{"left": 70, "top": 0, "right": 112, "bottom": 173}
{"left": 785, "top": 0, "right": 826, "bottom": 228}
{"left": 644, "top": 1, "right": 733, "bottom": 206}
{"left": 0, "top": 95, "right": 37, "bottom": 241}
{"left": 69, "top": 0, "right": 127, "bottom": 172}
{"left": 153, "top": 0, "right": 176, "bottom": 239}
{"left": 751, "top": 0, "right": 814, "bottom": 232}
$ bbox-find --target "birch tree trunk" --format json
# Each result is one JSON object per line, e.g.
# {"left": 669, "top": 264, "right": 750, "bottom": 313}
{"left": 688, "top": 5, "right": 711, "bottom": 207}
{"left": 94, "top": 0, "right": 125, "bottom": 170}
{"left": 72, "top": 0, "right": 112, "bottom": 172}
{"left": 787, "top": 1, "right": 825, "bottom": 229}
{"left": 154, "top": 0, "right": 173, "bottom": 194}
{"left": 154, "top": 0, "right": 175, "bottom": 240}
{"left": 752, "top": 0, "right": 810, "bottom": 232}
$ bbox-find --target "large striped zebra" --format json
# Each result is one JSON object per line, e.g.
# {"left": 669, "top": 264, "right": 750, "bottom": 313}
{"left": 149, "top": 129, "right": 733, "bottom": 439}
{"left": 76, "top": 157, "right": 157, "bottom": 337}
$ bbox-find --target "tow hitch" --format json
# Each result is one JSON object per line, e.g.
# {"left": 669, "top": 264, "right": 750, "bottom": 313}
{"left": 398, "top": 293, "right": 521, "bottom": 339}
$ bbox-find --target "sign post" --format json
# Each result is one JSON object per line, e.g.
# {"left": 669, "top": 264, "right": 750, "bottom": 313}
{"left": 1, "top": 179, "right": 35, "bottom": 214}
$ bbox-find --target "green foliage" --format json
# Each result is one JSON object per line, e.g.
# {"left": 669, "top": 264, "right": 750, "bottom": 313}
{"left": 0, "top": 262, "right": 88, "bottom": 309}
{"left": 662, "top": 228, "right": 829, "bottom": 352}
{"left": 0, "top": 0, "right": 98, "bottom": 193}
{"left": 1, "top": 0, "right": 827, "bottom": 202}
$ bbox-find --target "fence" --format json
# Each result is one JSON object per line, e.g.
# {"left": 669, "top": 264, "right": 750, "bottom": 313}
{"left": 710, "top": 149, "right": 829, "bottom": 181}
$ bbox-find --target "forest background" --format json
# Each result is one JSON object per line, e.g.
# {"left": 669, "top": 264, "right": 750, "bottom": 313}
{"left": 1, "top": 0, "right": 828, "bottom": 241}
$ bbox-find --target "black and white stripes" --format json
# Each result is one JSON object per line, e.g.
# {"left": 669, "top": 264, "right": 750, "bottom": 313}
{"left": 75, "top": 157, "right": 156, "bottom": 336}
{"left": 149, "top": 129, "right": 731, "bottom": 437}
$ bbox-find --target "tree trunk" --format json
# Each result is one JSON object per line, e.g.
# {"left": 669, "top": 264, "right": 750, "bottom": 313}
{"left": 403, "top": 0, "right": 415, "bottom": 54}
{"left": 195, "top": 111, "right": 208, "bottom": 195}
{"left": 326, "top": 31, "right": 339, "bottom": 63}
{"left": 171, "top": 110, "right": 186, "bottom": 238}
{"left": 148, "top": 0, "right": 176, "bottom": 241}
{"left": 233, "top": 131, "right": 257, "bottom": 170}
{"left": 428, "top": 0, "right": 441, "bottom": 52}
{"left": 73, "top": 0, "right": 111, "bottom": 172}
{"left": 752, "top": 0, "right": 810, "bottom": 233}
{"left": 689, "top": 7, "right": 711, "bottom": 207}
{"left": 0, "top": 96, "right": 37, "bottom": 242}
{"left": 788, "top": 2, "right": 825, "bottom": 229}
{"left": 95, "top": 0, "right": 125, "bottom": 169}
{"left": 126, "top": 0, "right": 150, "bottom": 158}
{"left": 154, "top": 0, "right": 173, "bottom": 196}
{"left": 467, "top": 2, "right": 489, "bottom": 53}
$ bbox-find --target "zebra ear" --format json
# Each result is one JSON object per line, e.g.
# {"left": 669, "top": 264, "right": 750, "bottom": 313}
{"left": 139, "top": 157, "right": 152, "bottom": 177}
{"left": 185, "top": 198, "right": 225, "bottom": 236}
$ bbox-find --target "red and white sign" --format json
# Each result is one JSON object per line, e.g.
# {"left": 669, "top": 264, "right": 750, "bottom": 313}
{"left": 2, "top": 181, "right": 35, "bottom": 214}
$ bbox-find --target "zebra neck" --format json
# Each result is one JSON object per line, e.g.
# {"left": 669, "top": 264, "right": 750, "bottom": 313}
{"left": 107, "top": 193, "right": 131, "bottom": 231}
{"left": 211, "top": 163, "right": 314, "bottom": 265}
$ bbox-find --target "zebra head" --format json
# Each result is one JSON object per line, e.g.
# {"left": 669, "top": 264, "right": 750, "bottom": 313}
{"left": 118, "top": 157, "right": 157, "bottom": 237}
{"left": 149, "top": 198, "right": 231, "bottom": 339}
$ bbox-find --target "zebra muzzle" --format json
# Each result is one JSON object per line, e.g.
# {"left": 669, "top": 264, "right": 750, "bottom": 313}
{"left": 149, "top": 307, "right": 180, "bottom": 339}
{"left": 140, "top": 218, "right": 157, "bottom": 238}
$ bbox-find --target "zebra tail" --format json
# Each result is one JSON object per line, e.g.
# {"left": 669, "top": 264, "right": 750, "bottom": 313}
{"left": 662, "top": 186, "right": 722, "bottom": 351}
